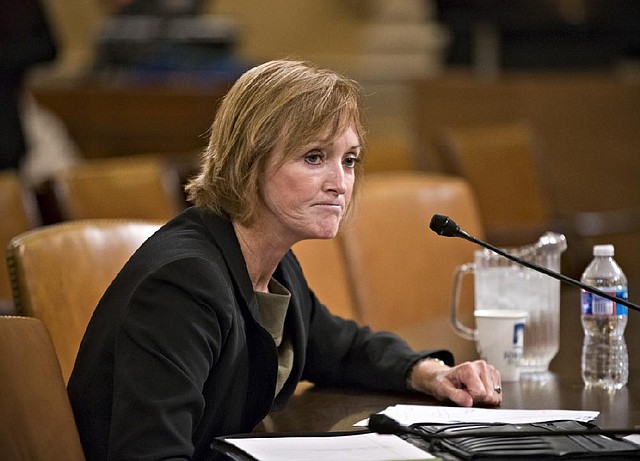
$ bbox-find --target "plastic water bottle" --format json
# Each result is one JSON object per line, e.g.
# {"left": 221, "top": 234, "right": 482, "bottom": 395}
{"left": 580, "top": 244, "right": 628, "bottom": 389}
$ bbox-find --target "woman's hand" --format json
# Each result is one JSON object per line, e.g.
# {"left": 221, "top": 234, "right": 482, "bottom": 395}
{"left": 409, "top": 358, "right": 502, "bottom": 407}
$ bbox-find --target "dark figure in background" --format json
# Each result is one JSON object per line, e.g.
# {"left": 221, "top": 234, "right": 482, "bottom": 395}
{"left": 95, "top": 0, "right": 244, "bottom": 79}
{"left": 0, "top": 0, "right": 57, "bottom": 171}
{"left": 100, "top": 0, "right": 203, "bottom": 15}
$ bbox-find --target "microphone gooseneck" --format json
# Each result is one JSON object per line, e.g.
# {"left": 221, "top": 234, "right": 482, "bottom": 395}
{"left": 429, "top": 214, "right": 640, "bottom": 314}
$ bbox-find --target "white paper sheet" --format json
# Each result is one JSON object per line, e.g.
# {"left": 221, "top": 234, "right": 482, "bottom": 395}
{"left": 222, "top": 432, "right": 436, "bottom": 461}
{"left": 624, "top": 434, "right": 640, "bottom": 446}
{"left": 355, "top": 404, "right": 599, "bottom": 427}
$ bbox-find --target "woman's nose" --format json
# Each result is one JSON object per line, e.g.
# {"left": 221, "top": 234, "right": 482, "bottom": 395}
{"left": 325, "top": 162, "right": 347, "bottom": 194}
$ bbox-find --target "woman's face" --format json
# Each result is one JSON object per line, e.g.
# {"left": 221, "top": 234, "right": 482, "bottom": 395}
{"left": 257, "top": 125, "right": 361, "bottom": 244}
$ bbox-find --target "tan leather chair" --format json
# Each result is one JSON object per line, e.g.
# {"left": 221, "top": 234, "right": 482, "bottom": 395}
{"left": 340, "top": 171, "right": 483, "bottom": 363}
{"left": 0, "top": 316, "right": 85, "bottom": 461}
{"left": 7, "top": 219, "right": 162, "bottom": 383}
{"left": 435, "top": 121, "right": 550, "bottom": 247}
{"left": 435, "top": 121, "right": 640, "bottom": 276}
{"left": 292, "top": 238, "right": 358, "bottom": 321}
{"left": 52, "top": 155, "right": 185, "bottom": 222}
{"left": 0, "top": 170, "right": 41, "bottom": 315}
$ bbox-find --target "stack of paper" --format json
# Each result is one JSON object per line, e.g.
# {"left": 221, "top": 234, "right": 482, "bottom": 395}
{"left": 221, "top": 432, "right": 436, "bottom": 461}
{"left": 220, "top": 405, "right": 602, "bottom": 460}
{"left": 355, "top": 404, "right": 599, "bottom": 427}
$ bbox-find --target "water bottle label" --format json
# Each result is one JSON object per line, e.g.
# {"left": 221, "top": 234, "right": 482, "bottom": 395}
{"left": 581, "top": 288, "right": 628, "bottom": 316}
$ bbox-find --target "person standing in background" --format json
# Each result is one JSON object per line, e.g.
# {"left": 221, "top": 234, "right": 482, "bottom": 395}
{"left": 0, "top": 0, "right": 57, "bottom": 171}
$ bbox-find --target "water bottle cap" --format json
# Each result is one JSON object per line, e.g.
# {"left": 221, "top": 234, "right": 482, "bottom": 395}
{"left": 593, "top": 244, "right": 615, "bottom": 256}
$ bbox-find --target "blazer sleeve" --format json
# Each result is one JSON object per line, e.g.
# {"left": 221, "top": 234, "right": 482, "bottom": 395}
{"left": 286, "top": 254, "right": 453, "bottom": 391}
{"left": 107, "top": 257, "right": 232, "bottom": 460}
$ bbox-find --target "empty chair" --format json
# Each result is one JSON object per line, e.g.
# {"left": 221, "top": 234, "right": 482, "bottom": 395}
{"left": 7, "top": 219, "right": 162, "bottom": 382}
{"left": 436, "top": 121, "right": 550, "bottom": 247}
{"left": 435, "top": 120, "right": 640, "bottom": 276}
{"left": 52, "top": 155, "right": 185, "bottom": 222}
{"left": 292, "top": 237, "right": 358, "bottom": 321}
{"left": 340, "top": 171, "right": 483, "bottom": 364}
{"left": 0, "top": 170, "right": 41, "bottom": 314}
{"left": 0, "top": 316, "right": 85, "bottom": 461}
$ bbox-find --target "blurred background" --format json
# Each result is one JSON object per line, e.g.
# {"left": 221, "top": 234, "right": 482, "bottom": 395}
{"left": 3, "top": 0, "right": 640, "bottom": 290}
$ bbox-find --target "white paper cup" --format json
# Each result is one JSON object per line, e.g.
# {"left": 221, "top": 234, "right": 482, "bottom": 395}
{"left": 474, "top": 309, "right": 527, "bottom": 382}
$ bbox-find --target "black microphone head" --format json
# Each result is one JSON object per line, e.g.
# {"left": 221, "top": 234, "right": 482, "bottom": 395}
{"left": 368, "top": 413, "right": 404, "bottom": 435}
{"left": 429, "top": 214, "right": 460, "bottom": 237}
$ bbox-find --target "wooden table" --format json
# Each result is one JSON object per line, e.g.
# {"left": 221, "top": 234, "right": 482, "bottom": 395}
{"left": 263, "top": 287, "right": 640, "bottom": 433}
{"left": 29, "top": 77, "right": 232, "bottom": 159}
{"left": 263, "top": 372, "right": 640, "bottom": 434}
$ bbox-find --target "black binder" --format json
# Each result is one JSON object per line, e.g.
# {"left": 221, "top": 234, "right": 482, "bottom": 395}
{"left": 214, "top": 421, "right": 640, "bottom": 460}
{"left": 409, "top": 420, "right": 640, "bottom": 460}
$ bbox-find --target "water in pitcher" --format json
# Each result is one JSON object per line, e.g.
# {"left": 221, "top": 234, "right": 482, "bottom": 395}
{"left": 476, "top": 266, "right": 561, "bottom": 372}
{"left": 450, "top": 232, "right": 566, "bottom": 374}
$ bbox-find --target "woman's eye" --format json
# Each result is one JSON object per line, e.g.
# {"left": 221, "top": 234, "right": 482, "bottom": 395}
{"left": 304, "top": 152, "right": 323, "bottom": 165}
{"left": 343, "top": 155, "right": 360, "bottom": 168}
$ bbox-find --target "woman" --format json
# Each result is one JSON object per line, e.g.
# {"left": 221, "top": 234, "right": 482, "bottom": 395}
{"left": 68, "top": 60, "right": 501, "bottom": 461}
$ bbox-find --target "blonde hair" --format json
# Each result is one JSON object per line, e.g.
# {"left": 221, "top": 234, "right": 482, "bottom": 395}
{"left": 185, "top": 59, "right": 366, "bottom": 224}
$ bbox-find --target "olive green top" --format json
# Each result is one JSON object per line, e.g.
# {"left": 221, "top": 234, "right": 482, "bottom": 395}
{"left": 255, "top": 278, "right": 293, "bottom": 397}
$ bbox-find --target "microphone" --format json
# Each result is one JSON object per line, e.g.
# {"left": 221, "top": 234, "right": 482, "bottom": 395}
{"left": 429, "top": 214, "right": 640, "bottom": 314}
{"left": 368, "top": 413, "right": 429, "bottom": 438}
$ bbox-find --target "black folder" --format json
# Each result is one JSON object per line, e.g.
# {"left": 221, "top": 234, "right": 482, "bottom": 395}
{"left": 409, "top": 420, "right": 640, "bottom": 460}
{"left": 214, "top": 421, "right": 640, "bottom": 460}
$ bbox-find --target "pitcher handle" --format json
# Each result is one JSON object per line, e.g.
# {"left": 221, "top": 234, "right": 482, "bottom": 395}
{"left": 450, "top": 263, "right": 476, "bottom": 341}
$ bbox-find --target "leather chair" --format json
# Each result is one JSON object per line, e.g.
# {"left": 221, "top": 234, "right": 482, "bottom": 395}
{"left": 0, "top": 170, "right": 41, "bottom": 315}
{"left": 435, "top": 120, "right": 640, "bottom": 276}
{"left": 0, "top": 316, "right": 85, "bottom": 461}
{"left": 340, "top": 171, "right": 483, "bottom": 363}
{"left": 52, "top": 155, "right": 185, "bottom": 222}
{"left": 292, "top": 238, "right": 358, "bottom": 321}
{"left": 435, "top": 121, "right": 550, "bottom": 247}
{"left": 7, "top": 219, "right": 162, "bottom": 383}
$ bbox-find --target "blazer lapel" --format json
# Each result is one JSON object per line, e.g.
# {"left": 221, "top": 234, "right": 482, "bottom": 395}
{"left": 198, "top": 211, "right": 260, "bottom": 320}
{"left": 197, "top": 210, "right": 280, "bottom": 424}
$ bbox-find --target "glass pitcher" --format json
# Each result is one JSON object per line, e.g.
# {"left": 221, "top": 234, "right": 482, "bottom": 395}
{"left": 450, "top": 232, "right": 567, "bottom": 373}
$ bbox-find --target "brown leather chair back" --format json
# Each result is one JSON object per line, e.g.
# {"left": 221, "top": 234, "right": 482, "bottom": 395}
{"left": 436, "top": 121, "right": 550, "bottom": 247}
{"left": 341, "top": 172, "right": 483, "bottom": 363}
{"left": 7, "top": 219, "right": 161, "bottom": 383}
{"left": 52, "top": 155, "right": 184, "bottom": 222}
{"left": 0, "top": 316, "right": 85, "bottom": 461}
{"left": 292, "top": 238, "right": 358, "bottom": 321}
{"left": 0, "top": 171, "right": 40, "bottom": 314}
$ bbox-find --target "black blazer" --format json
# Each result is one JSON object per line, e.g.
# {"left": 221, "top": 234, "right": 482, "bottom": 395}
{"left": 68, "top": 207, "right": 452, "bottom": 460}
